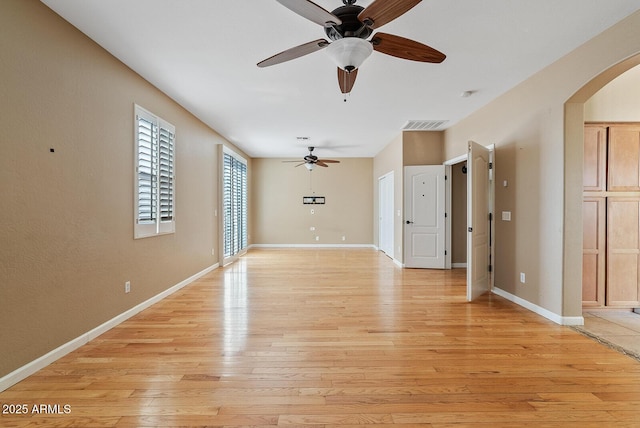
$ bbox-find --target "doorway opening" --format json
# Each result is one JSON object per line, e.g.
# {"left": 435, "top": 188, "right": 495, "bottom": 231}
{"left": 445, "top": 156, "right": 468, "bottom": 270}
{"left": 444, "top": 143, "right": 495, "bottom": 301}
{"left": 564, "top": 54, "right": 640, "bottom": 319}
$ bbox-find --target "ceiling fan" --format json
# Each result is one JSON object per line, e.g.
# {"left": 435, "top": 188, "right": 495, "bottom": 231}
{"left": 257, "top": 0, "right": 446, "bottom": 95}
{"left": 283, "top": 147, "right": 340, "bottom": 170}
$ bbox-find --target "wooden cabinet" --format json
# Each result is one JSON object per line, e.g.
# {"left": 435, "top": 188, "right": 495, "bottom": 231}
{"left": 607, "top": 198, "right": 640, "bottom": 306}
{"left": 583, "top": 125, "right": 607, "bottom": 192}
{"left": 582, "top": 124, "right": 640, "bottom": 307}
{"left": 608, "top": 126, "right": 640, "bottom": 191}
{"left": 582, "top": 197, "right": 605, "bottom": 306}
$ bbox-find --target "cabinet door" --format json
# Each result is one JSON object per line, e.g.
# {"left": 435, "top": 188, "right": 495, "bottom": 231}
{"left": 582, "top": 197, "right": 606, "bottom": 306}
{"left": 608, "top": 125, "right": 640, "bottom": 191}
{"left": 607, "top": 197, "right": 640, "bottom": 306}
{"left": 584, "top": 125, "right": 607, "bottom": 192}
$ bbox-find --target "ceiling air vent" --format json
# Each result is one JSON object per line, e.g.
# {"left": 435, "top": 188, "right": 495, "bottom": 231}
{"left": 402, "top": 120, "right": 449, "bottom": 131}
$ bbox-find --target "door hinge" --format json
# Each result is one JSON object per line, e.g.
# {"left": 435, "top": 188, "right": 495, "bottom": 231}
{"left": 489, "top": 162, "right": 493, "bottom": 170}
{"left": 445, "top": 250, "right": 447, "bottom": 256}
{"left": 445, "top": 175, "right": 448, "bottom": 180}
{"left": 488, "top": 264, "right": 492, "bottom": 272}
{"left": 468, "top": 227, "right": 473, "bottom": 232}
{"left": 489, "top": 212, "right": 493, "bottom": 221}
{"left": 445, "top": 212, "right": 448, "bottom": 218}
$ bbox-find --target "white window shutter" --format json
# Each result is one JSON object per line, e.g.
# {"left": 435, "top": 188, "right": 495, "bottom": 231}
{"left": 134, "top": 105, "right": 176, "bottom": 238}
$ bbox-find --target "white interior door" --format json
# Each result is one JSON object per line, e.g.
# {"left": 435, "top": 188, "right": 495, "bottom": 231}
{"left": 404, "top": 165, "right": 446, "bottom": 268}
{"left": 378, "top": 172, "right": 394, "bottom": 258}
{"left": 467, "top": 141, "right": 491, "bottom": 301}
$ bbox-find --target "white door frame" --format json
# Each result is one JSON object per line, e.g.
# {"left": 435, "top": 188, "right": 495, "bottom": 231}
{"left": 378, "top": 171, "right": 394, "bottom": 259}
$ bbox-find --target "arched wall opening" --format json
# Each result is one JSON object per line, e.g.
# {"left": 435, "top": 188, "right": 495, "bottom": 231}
{"left": 563, "top": 54, "right": 640, "bottom": 317}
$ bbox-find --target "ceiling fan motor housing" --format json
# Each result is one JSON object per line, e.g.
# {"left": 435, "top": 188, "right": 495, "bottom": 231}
{"left": 325, "top": 5, "right": 372, "bottom": 40}
{"left": 304, "top": 147, "right": 317, "bottom": 163}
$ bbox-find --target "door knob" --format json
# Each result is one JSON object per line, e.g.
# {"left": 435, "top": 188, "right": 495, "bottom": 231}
{"left": 406, "top": 220, "right": 413, "bottom": 224}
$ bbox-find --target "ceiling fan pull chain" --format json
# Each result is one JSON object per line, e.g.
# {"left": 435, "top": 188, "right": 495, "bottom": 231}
{"left": 343, "top": 70, "right": 349, "bottom": 102}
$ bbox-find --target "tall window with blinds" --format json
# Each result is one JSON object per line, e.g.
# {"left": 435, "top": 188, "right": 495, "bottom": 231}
{"left": 223, "top": 149, "right": 247, "bottom": 260}
{"left": 134, "top": 105, "right": 176, "bottom": 239}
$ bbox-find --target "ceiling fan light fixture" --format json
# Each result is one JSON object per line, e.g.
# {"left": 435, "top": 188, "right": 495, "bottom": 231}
{"left": 304, "top": 163, "right": 315, "bottom": 171}
{"left": 325, "top": 37, "right": 373, "bottom": 71}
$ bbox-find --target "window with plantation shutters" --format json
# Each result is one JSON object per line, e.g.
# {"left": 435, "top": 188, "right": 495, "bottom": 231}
{"left": 134, "top": 105, "right": 176, "bottom": 239}
{"left": 223, "top": 148, "right": 247, "bottom": 261}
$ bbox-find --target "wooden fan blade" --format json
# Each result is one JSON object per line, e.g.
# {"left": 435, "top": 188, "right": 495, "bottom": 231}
{"left": 318, "top": 159, "right": 340, "bottom": 163}
{"left": 358, "top": 0, "right": 421, "bottom": 29}
{"left": 276, "top": 0, "right": 342, "bottom": 26}
{"left": 372, "top": 32, "right": 445, "bottom": 63}
{"left": 337, "top": 67, "right": 358, "bottom": 94}
{"left": 315, "top": 161, "right": 329, "bottom": 167}
{"left": 258, "top": 39, "right": 329, "bottom": 68}
{"left": 294, "top": 162, "right": 306, "bottom": 167}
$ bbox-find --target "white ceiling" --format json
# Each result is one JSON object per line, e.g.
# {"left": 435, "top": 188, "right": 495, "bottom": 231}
{"left": 41, "top": 0, "right": 640, "bottom": 159}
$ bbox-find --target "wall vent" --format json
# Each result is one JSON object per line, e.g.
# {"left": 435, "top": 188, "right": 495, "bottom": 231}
{"left": 402, "top": 120, "right": 448, "bottom": 131}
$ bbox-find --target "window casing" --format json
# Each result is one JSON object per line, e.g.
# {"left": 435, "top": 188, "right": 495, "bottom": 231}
{"left": 134, "top": 105, "right": 176, "bottom": 239}
{"left": 223, "top": 147, "right": 247, "bottom": 260}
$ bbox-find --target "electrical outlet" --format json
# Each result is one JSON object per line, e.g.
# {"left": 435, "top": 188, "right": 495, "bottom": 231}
{"left": 310, "top": 226, "right": 315, "bottom": 231}
{"left": 520, "top": 272, "right": 526, "bottom": 284}
{"left": 315, "top": 236, "right": 319, "bottom": 241}
{"left": 211, "top": 248, "right": 215, "bottom": 256}
{"left": 125, "top": 281, "right": 131, "bottom": 293}
{"left": 342, "top": 235, "right": 346, "bottom": 241}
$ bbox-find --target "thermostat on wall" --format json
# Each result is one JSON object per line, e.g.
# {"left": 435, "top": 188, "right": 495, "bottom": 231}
{"left": 303, "top": 196, "right": 325, "bottom": 204}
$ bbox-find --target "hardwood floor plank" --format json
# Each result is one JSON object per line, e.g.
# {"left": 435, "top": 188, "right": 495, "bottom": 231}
{"left": 1, "top": 248, "right": 639, "bottom": 427}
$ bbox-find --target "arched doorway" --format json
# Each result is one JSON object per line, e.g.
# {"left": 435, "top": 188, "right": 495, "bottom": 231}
{"left": 564, "top": 54, "right": 640, "bottom": 318}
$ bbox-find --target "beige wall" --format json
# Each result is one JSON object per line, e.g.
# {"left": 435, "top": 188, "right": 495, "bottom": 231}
{"left": 0, "top": 0, "right": 227, "bottom": 378}
{"left": 251, "top": 158, "right": 373, "bottom": 245}
{"left": 403, "top": 131, "right": 444, "bottom": 165}
{"left": 444, "top": 10, "right": 640, "bottom": 319}
{"left": 585, "top": 64, "right": 640, "bottom": 121}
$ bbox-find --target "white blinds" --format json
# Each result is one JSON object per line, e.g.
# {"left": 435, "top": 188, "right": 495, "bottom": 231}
{"left": 223, "top": 151, "right": 247, "bottom": 258}
{"left": 136, "top": 115, "right": 157, "bottom": 223}
{"left": 158, "top": 126, "right": 175, "bottom": 222}
{"left": 135, "top": 105, "right": 175, "bottom": 238}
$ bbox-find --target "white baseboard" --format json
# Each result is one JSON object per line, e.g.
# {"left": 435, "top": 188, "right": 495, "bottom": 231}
{"left": 250, "top": 244, "right": 376, "bottom": 249}
{"left": 0, "top": 263, "right": 219, "bottom": 393}
{"left": 492, "top": 287, "right": 584, "bottom": 326}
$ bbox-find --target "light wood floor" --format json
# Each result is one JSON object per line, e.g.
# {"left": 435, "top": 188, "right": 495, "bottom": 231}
{"left": 2, "top": 248, "right": 640, "bottom": 427}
